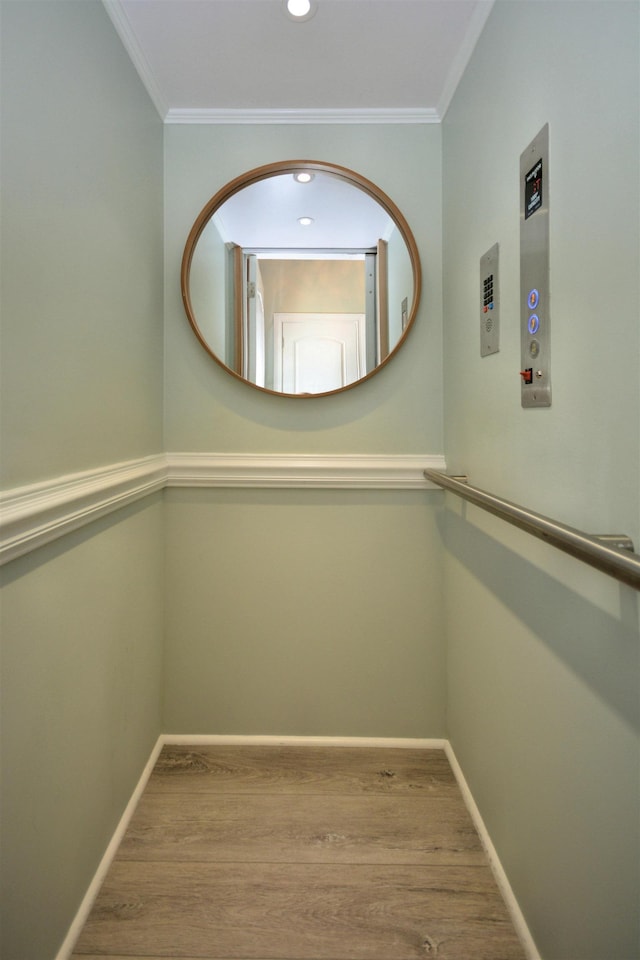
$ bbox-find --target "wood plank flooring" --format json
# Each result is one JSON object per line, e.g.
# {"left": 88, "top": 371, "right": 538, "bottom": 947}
{"left": 71, "top": 745, "right": 526, "bottom": 960}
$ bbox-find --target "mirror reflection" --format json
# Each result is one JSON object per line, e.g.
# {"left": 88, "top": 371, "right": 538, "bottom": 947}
{"left": 181, "top": 161, "right": 421, "bottom": 397}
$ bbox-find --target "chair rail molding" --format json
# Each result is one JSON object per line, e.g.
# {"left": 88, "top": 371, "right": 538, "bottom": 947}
{"left": 0, "top": 455, "right": 168, "bottom": 566}
{"left": 0, "top": 453, "right": 446, "bottom": 565}
{"left": 166, "top": 453, "right": 446, "bottom": 489}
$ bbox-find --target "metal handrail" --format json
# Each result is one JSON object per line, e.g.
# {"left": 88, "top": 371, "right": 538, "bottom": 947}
{"left": 424, "top": 469, "right": 640, "bottom": 591}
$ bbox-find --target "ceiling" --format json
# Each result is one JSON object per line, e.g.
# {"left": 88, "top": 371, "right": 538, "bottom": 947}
{"left": 213, "top": 169, "right": 394, "bottom": 248}
{"left": 104, "top": 0, "right": 494, "bottom": 123}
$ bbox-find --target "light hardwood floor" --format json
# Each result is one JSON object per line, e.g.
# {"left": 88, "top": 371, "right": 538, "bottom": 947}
{"left": 71, "top": 745, "right": 527, "bottom": 959}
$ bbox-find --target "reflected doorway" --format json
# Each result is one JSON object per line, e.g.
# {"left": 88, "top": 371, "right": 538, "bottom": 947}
{"left": 230, "top": 248, "right": 388, "bottom": 393}
{"left": 274, "top": 312, "right": 366, "bottom": 394}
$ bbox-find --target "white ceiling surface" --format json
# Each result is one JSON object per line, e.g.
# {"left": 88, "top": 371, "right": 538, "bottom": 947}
{"left": 213, "top": 172, "right": 394, "bottom": 248}
{"left": 105, "top": 0, "right": 494, "bottom": 122}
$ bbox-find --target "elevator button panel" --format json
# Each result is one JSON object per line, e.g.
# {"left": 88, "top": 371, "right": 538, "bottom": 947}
{"left": 520, "top": 124, "right": 551, "bottom": 407}
{"left": 480, "top": 242, "right": 500, "bottom": 356}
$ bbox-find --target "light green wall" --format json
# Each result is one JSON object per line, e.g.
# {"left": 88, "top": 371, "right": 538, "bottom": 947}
{"left": 442, "top": 3, "right": 640, "bottom": 958}
{"left": 0, "top": 3, "right": 165, "bottom": 959}
{"left": 4, "top": 3, "right": 640, "bottom": 959}
{"left": 0, "top": 500, "right": 164, "bottom": 960}
{"left": 164, "top": 123, "right": 443, "bottom": 453}
{"left": 0, "top": 0, "right": 164, "bottom": 489}
{"left": 164, "top": 488, "right": 445, "bottom": 736}
{"left": 162, "top": 123, "right": 447, "bottom": 737}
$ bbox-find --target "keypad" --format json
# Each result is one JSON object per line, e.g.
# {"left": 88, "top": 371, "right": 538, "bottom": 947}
{"left": 483, "top": 274, "right": 494, "bottom": 312}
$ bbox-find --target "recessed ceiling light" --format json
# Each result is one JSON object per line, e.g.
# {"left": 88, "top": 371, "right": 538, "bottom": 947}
{"left": 283, "top": 0, "right": 317, "bottom": 22}
{"left": 298, "top": 216, "right": 314, "bottom": 226}
{"left": 293, "top": 172, "right": 315, "bottom": 183}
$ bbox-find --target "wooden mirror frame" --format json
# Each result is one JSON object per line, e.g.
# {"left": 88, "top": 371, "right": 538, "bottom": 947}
{"left": 181, "top": 159, "right": 422, "bottom": 398}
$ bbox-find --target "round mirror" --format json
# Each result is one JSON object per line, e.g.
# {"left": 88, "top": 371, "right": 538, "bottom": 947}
{"left": 181, "top": 160, "right": 421, "bottom": 397}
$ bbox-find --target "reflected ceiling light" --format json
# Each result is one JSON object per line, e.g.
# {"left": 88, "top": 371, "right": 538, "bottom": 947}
{"left": 298, "top": 216, "right": 314, "bottom": 226}
{"left": 283, "top": 0, "right": 317, "bottom": 22}
{"left": 293, "top": 172, "right": 315, "bottom": 183}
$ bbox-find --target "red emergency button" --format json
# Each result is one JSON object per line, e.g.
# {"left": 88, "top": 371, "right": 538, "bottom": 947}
{"left": 520, "top": 368, "right": 533, "bottom": 384}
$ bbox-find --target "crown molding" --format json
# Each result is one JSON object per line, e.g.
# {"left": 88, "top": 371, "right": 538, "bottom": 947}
{"left": 164, "top": 107, "right": 440, "bottom": 125}
{"left": 102, "top": 0, "right": 169, "bottom": 119}
{"left": 438, "top": 0, "right": 494, "bottom": 120}
{"left": 0, "top": 453, "right": 446, "bottom": 565}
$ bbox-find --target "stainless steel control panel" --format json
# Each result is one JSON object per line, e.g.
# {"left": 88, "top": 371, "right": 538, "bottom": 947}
{"left": 520, "top": 124, "right": 551, "bottom": 406}
{"left": 480, "top": 243, "right": 499, "bottom": 356}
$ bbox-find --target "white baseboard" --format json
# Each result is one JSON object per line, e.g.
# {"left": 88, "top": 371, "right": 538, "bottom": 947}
{"left": 444, "top": 742, "right": 541, "bottom": 960}
{"left": 163, "top": 734, "right": 447, "bottom": 749}
{"left": 55, "top": 735, "right": 165, "bottom": 960}
{"left": 56, "top": 734, "right": 539, "bottom": 960}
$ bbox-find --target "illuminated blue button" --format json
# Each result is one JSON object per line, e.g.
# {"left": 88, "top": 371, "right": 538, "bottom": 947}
{"left": 528, "top": 313, "right": 540, "bottom": 335}
{"left": 528, "top": 288, "right": 539, "bottom": 309}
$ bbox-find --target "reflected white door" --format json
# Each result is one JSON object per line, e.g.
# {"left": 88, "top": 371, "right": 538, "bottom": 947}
{"left": 274, "top": 313, "right": 366, "bottom": 394}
